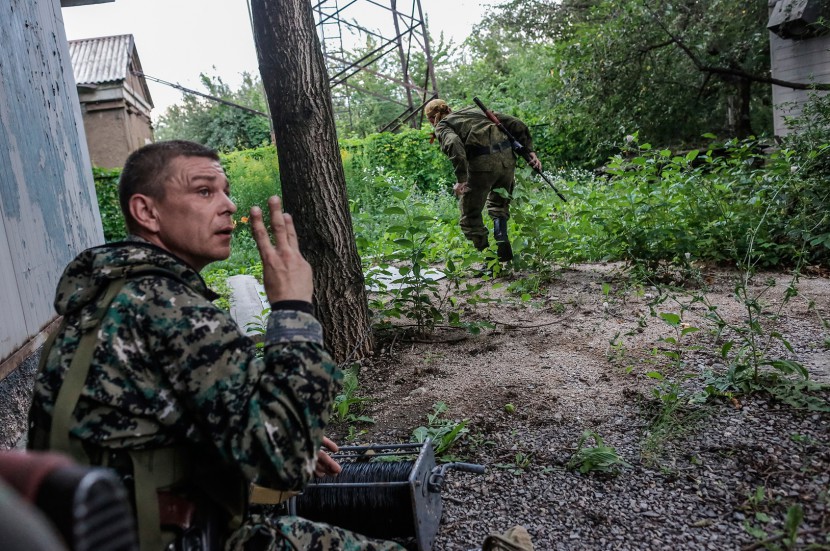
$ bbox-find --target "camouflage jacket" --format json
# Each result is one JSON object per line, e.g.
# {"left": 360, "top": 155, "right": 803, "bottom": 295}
{"left": 434, "top": 107, "right": 534, "bottom": 183}
{"left": 28, "top": 237, "right": 340, "bottom": 492}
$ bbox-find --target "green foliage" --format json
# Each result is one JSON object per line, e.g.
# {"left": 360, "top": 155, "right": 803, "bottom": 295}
{"left": 93, "top": 167, "right": 126, "bottom": 242}
{"left": 221, "top": 145, "right": 281, "bottom": 219}
{"left": 331, "top": 365, "right": 375, "bottom": 424}
{"left": 463, "top": 0, "right": 773, "bottom": 165}
{"left": 507, "top": 136, "right": 830, "bottom": 271}
{"left": 155, "top": 72, "right": 271, "bottom": 152}
{"left": 342, "top": 129, "right": 453, "bottom": 193}
{"left": 567, "top": 430, "right": 630, "bottom": 475}
{"left": 201, "top": 268, "right": 232, "bottom": 311}
{"left": 494, "top": 451, "right": 533, "bottom": 476}
{"left": 411, "top": 402, "right": 469, "bottom": 459}
{"left": 358, "top": 177, "right": 492, "bottom": 336}
{"left": 743, "top": 504, "right": 807, "bottom": 551}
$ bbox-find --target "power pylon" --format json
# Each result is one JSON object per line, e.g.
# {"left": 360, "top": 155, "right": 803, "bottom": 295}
{"left": 312, "top": 0, "right": 439, "bottom": 132}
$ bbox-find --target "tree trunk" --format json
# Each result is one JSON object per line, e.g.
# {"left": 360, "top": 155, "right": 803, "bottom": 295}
{"left": 725, "top": 77, "right": 754, "bottom": 138}
{"left": 250, "top": 0, "right": 373, "bottom": 363}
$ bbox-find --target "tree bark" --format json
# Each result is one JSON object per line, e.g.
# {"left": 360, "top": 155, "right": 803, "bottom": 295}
{"left": 250, "top": 0, "right": 373, "bottom": 363}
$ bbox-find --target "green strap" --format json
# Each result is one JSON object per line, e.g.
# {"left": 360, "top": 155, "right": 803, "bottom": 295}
{"left": 128, "top": 448, "right": 190, "bottom": 551}
{"left": 36, "top": 317, "right": 65, "bottom": 376}
{"left": 49, "top": 277, "right": 127, "bottom": 456}
{"left": 44, "top": 268, "right": 244, "bottom": 549}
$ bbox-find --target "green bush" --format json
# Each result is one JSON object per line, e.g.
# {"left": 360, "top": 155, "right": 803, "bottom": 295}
{"left": 508, "top": 136, "right": 828, "bottom": 271}
{"left": 221, "top": 145, "right": 281, "bottom": 218}
{"left": 342, "top": 129, "right": 454, "bottom": 194}
{"left": 91, "top": 125, "right": 829, "bottom": 275}
{"left": 93, "top": 167, "right": 127, "bottom": 242}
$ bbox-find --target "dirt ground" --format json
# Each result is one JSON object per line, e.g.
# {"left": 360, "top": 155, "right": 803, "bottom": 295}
{"left": 328, "top": 262, "right": 830, "bottom": 550}
{"left": 354, "top": 262, "right": 829, "bottom": 434}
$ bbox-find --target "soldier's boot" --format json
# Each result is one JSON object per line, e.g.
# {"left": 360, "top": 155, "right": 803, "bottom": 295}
{"left": 493, "top": 217, "right": 513, "bottom": 262}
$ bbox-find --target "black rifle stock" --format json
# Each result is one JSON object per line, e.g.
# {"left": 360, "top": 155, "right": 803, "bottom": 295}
{"left": 473, "top": 97, "right": 567, "bottom": 203}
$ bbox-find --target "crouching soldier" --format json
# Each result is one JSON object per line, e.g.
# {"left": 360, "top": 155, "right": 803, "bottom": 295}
{"left": 28, "top": 140, "right": 403, "bottom": 551}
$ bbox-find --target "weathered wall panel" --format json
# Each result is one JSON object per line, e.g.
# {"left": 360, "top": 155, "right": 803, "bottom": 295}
{"left": 770, "top": 31, "right": 830, "bottom": 136}
{"left": 0, "top": 0, "right": 104, "bottom": 362}
{"left": 0, "top": 210, "right": 27, "bottom": 355}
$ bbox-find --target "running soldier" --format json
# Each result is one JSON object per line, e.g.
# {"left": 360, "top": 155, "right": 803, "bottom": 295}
{"left": 425, "top": 98, "right": 541, "bottom": 263}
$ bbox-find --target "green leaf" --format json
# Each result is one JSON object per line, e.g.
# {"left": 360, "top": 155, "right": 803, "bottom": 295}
{"left": 384, "top": 206, "right": 406, "bottom": 215}
{"left": 784, "top": 505, "right": 804, "bottom": 542}
{"left": 659, "top": 312, "right": 681, "bottom": 326}
{"left": 755, "top": 512, "right": 771, "bottom": 523}
{"left": 721, "top": 341, "right": 734, "bottom": 359}
{"left": 646, "top": 371, "right": 664, "bottom": 380}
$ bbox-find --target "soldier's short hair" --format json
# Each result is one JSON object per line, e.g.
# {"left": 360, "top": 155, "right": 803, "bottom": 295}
{"left": 119, "top": 140, "right": 220, "bottom": 233}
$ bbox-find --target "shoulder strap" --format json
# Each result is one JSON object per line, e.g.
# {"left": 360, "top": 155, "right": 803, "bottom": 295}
{"left": 49, "top": 276, "right": 128, "bottom": 457}
{"left": 128, "top": 447, "right": 191, "bottom": 551}
{"left": 48, "top": 266, "right": 188, "bottom": 457}
{"left": 45, "top": 265, "right": 244, "bottom": 551}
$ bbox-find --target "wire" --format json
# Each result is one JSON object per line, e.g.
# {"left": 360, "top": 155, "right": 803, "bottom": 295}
{"left": 132, "top": 70, "right": 269, "bottom": 118}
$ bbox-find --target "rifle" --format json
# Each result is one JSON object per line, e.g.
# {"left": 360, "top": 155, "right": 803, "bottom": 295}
{"left": 473, "top": 97, "right": 567, "bottom": 203}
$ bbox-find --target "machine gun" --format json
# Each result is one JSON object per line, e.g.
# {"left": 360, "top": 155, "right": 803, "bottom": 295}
{"left": 473, "top": 96, "right": 567, "bottom": 203}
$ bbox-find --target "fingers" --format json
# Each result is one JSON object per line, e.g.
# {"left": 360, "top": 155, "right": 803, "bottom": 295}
{"left": 267, "top": 196, "right": 289, "bottom": 251}
{"left": 252, "top": 196, "right": 315, "bottom": 303}
{"left": 283, "top": 213, "right": 300, "bottom": 251}
{"left": 314, "top": 449, "right": 342, "bottom": 477}
{"left": 249, "top": 206, "right": 273, "bottom": 261}
{"left": 321, "top": 436, "right": 339, "bottom": 453}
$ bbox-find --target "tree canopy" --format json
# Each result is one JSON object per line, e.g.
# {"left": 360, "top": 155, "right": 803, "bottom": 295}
{"left": 155, "top": 72, "right": 271, "bottom": 152}
{"left": 153, "top": 0, "right": 827, "bottom": 168}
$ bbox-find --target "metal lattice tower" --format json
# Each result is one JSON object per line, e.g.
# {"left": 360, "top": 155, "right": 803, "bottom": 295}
{"left": 312, "top": 0, "right": 439, "bottom": 132}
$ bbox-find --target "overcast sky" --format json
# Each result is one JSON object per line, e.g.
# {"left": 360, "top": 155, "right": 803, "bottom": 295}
{"left": 61, "top": 0, "right": 500, "bottom": 118}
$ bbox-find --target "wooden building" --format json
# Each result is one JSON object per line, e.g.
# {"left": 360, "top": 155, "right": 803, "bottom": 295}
{"left": 69, "top": 34, "right": 154, "bottom": 168}
{"left": 768, "top": 0, "right": 830, "bottom": 136}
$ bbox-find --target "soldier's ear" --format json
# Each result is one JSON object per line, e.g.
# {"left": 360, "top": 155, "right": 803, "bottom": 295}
{"left": 129, "top": 194, "right": 161, "bottom": 235}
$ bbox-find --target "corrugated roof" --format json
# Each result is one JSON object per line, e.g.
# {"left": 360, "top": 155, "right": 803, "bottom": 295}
{"left": 68, "top": 34, "right": 133, "bottom": 85}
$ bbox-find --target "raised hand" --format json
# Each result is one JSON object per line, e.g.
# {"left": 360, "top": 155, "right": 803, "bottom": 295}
{"left": 249, "top": 196, "right": 314, "bottom": 304}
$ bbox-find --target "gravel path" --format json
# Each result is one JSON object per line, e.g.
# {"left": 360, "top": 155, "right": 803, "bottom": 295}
{"left": 331, "top": 264, "right": 830, "bottom": 550}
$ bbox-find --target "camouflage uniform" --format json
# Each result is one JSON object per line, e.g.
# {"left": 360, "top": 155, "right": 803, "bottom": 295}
{"left": 433, "top": 107, "right": 534, "bottom": 250}
{"left": 28, "top": 237, "right": 403, "bottom": 551}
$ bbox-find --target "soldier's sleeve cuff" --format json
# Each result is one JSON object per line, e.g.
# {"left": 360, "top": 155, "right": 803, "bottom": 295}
{"left": 265, "top": 309, "right": 324, "bottom": 345}
{"left": 270, "top": 300, "right": 314, "bottom": 316}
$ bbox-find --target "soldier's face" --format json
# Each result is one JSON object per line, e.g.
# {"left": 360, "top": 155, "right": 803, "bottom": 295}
{"left": 153, "top": 156, "right": 237, "bottom": 271}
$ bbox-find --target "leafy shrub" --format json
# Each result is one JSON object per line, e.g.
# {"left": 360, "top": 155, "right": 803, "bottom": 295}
{"left": 567, "top": 430, "right": 630, "bottom": 475}
{"left": 342, "top": 129, "right": 453, "bottom": 193}
{"left": 93, "top": 167, "right": 127, "bottom": 242}
{"left": 411, "top": 402, "right": 469, "bottom": 459}
{"left": 510, "top": 136, "right": 828, "bottom": 271}
{"left": 331, "top": 365, "right": 375, "bottom": 424}
{"left": 221, "top": 145, "right": 281, "bottom": 218}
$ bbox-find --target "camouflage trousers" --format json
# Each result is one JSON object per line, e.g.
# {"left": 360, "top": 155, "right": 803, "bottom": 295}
{"left": 459, "top": 169, "right": 515, "bottom": 251}
{"left": 226, "top": 514, "right": 406, "bottom": 551}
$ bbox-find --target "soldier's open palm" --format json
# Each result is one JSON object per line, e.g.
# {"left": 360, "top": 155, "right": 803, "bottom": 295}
{"left": 250, "top": 196, "right": 314, "bottom": 303}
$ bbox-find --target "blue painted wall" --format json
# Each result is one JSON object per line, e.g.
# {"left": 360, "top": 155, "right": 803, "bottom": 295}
{"left": 0, "top": 0, "right": 103, "bottom": 363}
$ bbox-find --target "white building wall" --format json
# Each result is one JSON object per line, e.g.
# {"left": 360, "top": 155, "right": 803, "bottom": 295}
{"left": 769, "top": 8, "right": 830, "bottom": 136}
